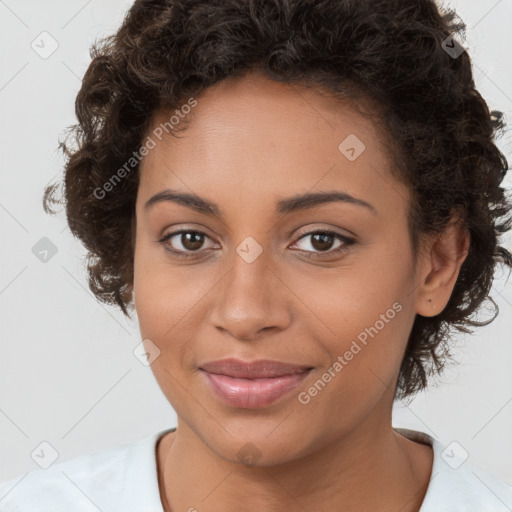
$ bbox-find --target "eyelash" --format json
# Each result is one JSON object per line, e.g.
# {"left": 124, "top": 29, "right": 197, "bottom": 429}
{"left": 157, "top": 229, "right": 356, "bottom": 260}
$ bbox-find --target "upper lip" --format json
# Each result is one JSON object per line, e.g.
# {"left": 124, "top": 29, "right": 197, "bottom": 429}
{"left": 199, "top": 358, "right": 313, "bottom": 378}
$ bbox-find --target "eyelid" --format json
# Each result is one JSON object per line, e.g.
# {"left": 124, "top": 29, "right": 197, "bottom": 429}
{"left": 158, "top": 229, "right": 219, "bottom": 252}
{"left": 158, "top": 225, "right": 356, "bottom": 259}
{"left": 292, "top": 224, "right": 355, "bottom": 241}
{"left": 289, "top": 229, "right": 355, "bottom": 254}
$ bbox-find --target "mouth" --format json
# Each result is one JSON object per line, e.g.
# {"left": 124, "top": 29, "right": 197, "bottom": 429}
{"left": 199, "top": 358, "right": 313, "bottom": 409}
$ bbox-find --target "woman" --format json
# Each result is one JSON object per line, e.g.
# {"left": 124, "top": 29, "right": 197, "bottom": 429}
{"left": 1, "top": 0, "right": 511, "bottom": 510}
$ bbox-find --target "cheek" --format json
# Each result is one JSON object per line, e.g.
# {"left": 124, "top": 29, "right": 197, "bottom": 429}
{"left": 133, "top": 257, "right": 200, "bottom": 401}
{"left": 294, "top": 258, "right": 407, "bottom": 337}
{"left": 291, "top": 248, "right": 411, "bottom": 387}
{"left": 133, "top": 244, "right": 214, "bottom": 361}
{"left": 297, "top": 278, "right": 409, "bottom": 436}
{"left": 133, "top": 238, "right": 174, "bottom": 342}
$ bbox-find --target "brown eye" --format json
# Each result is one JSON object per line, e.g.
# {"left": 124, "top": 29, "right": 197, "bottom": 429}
{"left": 310, "top": 232, "right": 336, "bottom": 251}
{"left": 292, "top": 230, "right": 355, "bottom": 256}
{"left": 179, "top": 232, "right": 205, "bottom": 251}
{"left": 159, "top": 230, "right": 217, "bottom": 257}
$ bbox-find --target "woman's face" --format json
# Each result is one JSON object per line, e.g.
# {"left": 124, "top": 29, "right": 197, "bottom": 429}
{"left": 133, "top": 72, "right": 428, "bottom": 464}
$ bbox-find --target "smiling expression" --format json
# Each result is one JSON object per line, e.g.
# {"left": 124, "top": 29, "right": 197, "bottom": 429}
{"left": 133, "top": 70, "right": 427, "bottom": 464}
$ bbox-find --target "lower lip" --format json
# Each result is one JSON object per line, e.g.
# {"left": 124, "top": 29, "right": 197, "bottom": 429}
{"left": 200, "top": 369, "right": 311, "bottom": 409}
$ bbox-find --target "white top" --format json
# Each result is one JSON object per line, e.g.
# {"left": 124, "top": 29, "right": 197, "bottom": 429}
{"left": 0, "top": 427, "right": 511, "bottom": 511}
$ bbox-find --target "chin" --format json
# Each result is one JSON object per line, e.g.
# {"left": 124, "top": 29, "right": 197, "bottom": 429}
{"left": 192, "top": 414, "right": 317, "bottom": 467}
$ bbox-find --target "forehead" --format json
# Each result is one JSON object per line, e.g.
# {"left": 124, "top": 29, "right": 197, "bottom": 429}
{"left": 146, "top": 71, "right": 389, "bottom": 155}
{"left": 138, "top": 72, "right": 409, "bottom": 219}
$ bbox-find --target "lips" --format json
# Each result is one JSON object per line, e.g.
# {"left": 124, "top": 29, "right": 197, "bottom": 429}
{"left": 200, "top": 358, "right": 312, "bottom": 378}
{"left": 199, "top": 358, "right": 313, "bottom": 409}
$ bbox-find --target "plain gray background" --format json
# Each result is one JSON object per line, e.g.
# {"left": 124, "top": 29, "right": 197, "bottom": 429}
{"left": 1, "top": 0, "right": 511, "bottom": 485}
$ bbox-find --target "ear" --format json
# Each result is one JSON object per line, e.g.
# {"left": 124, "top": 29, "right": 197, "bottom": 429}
{"left": 415, "top": 211, "right": 470, "bottom": 317}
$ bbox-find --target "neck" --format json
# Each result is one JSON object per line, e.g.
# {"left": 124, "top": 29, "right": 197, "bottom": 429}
{"left": 157, "top": 415, "right": 433, "bottom": 512}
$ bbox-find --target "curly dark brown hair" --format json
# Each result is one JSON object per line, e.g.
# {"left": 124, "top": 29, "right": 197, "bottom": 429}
{"left": 43, "top": 0, "right": 512, "bottom": 401}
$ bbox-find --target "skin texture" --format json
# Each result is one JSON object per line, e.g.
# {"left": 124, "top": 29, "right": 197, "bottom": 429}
{"left": 133, "top": 71, "right": 469, "bottom": 512}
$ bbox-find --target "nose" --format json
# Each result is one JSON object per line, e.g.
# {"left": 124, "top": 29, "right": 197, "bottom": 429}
{"left": 209, "top": 250, "right": 292, "bottom": 341}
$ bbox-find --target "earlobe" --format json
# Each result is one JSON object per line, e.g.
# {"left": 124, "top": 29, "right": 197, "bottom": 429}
{"left": 416, "top": 296, "right": 439, "bottom": 318}
{"left": 426, "top": 297, "right": 437, "bottom": 313}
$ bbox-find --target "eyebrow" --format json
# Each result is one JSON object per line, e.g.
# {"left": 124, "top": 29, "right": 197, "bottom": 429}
{"left": 144, "top": 189, "right": 378, "bottom": 216}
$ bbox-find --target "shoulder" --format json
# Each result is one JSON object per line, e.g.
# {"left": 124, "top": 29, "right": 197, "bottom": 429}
{"left": 0, "top": 440, "right": 129, "bottom": 512}
{"left": 423, "top": 453, "right": 512, "bottom": 511}
{"left": 396, "top": 429, "right": 512, "bottom": 511}
{"left": 0, "top": 430, "right": 166, "bottom": 512}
